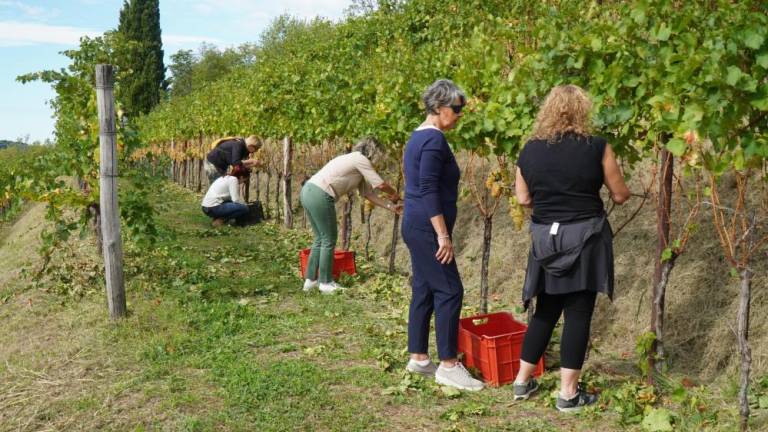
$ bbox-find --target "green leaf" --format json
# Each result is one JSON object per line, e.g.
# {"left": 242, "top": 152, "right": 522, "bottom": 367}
{"left": 758, "top": 395, "right": 768, "bottom": 409}
{"left": 757, "top": 53, "right": 768, "bottom": 69}
{"left": 666, "top": 138, "right": 687, "bottom": 157}
{"left": 751, "top": 96, "right": 768, "bottom": 111}
{"left": 656, "top": 23, "right": 671, "bottom": 42}
{"left": 734, "top": 149, "right": 745, "bottom": 170}
{"left": 726, "top": 66, "right": 743, "bottom": 86}
{"left": 440, "top": 385, "right": 462, "bottom": 398}
{"left": 483, "top": 118, "right": 494, "bottom": 132}
{"left": 660, "top": 247, "right": 673, "bottom": 262}
{"left": 670, "top": 386, "right": 688, "bottom": 404}
{"left": 642, "top": 408, "right": 674, "bottom": 432}
{"left": 742, "top": 29, "right": 765, "bottom": 50}
{"left": 630, "top": 7, "right": 646, "bottom": 24}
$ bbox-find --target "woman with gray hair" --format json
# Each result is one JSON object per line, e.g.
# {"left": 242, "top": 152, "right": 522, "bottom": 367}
{"left": 300, "top": 137, "right": 402, "bottom": 294}
{"left": 401, "top": 79, "right": 483, "bottom": 391}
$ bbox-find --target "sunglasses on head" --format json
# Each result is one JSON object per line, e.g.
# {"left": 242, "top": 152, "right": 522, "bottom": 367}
{"left": 449, "top": 104, "right": 464, "bottom": 114}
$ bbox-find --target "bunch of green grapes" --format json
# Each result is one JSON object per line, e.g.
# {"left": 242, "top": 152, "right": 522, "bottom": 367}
{"left": 484, "top": 168, "right": 511, "bottom": 198}
{"left": 508, "top": 196, "right": 525, "bottom": 231}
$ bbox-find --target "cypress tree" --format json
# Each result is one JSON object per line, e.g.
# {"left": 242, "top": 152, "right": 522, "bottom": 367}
{"left": 117, "top": 0, "right": 166, "bottom": 117}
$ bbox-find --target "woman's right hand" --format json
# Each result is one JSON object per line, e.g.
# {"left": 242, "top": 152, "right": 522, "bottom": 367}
{"left": 435, "top": 235, "right": 454, "bottom": 264}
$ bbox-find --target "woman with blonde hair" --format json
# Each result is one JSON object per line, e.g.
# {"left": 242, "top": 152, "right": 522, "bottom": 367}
{"left": 511, "top": 84, "right": 630, "bottom": 411}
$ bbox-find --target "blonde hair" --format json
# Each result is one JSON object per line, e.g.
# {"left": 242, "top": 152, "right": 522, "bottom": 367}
{"left": 530, "top": 85, "right": 593, "bottom": 141}
{"left": 245, "top": 135, "right": 261, "bottom": 150}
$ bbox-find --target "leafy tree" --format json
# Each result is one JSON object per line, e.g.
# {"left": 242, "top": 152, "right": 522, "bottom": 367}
{"left": 167, "top": 49, "right": 195, "bottom": 97}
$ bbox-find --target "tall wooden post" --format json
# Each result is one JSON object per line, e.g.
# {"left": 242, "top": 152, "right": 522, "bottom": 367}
{"left": 182, "top": 140, "right": 188, "bottom": 188}
{"left": 283, "top": 136, "right": 293, "bottom": 228}
{"left": 170, "top": 138, "right": 176, "bottom": 181}
{"left": 95, "top": 64, "right": 126, "bottom": 319}
{"left": 197, "top": 133, "right": 204, "bottom": 192}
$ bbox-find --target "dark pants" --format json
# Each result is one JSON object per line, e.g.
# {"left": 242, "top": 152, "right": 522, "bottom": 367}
{"left": 202, "top": 202, "right": 248, "bottom": 220}
{"left": 520, "top": 290, "right": 597, "bottom": 370}
{"left": 402, "top": 224, "right": 464, "bottom": 360}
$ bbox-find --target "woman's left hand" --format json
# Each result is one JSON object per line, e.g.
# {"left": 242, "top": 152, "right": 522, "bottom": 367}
{"left": 435, "top": 236, "right": 454, "bottom": 264}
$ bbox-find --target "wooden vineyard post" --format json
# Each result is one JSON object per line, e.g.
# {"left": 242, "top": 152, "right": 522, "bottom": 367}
{"left": 283, "top": 136, "right": 293, "bottom": 228}
{"left": 170, "top": 138, "right": 175, "bottom": 181}
{"left": 95, "top": 64, "right": 126, "bottom": 320}
{"left": 342, "top": 194, "right": 353, "bottom": 250}
{"left": 182, "top": 140, "right": 189, "bottom": 189}
{"left": 197, "top": 133, "right": 204, "bottom": 192}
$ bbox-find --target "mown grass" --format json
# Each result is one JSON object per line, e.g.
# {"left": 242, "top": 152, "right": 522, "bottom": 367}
{"left": 0, "top": 181, "right": 758, "bottom": 431}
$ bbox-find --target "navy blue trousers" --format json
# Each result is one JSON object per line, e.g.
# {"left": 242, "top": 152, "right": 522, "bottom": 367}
{"left": 402, "top": 224, "right": 464, "bottom": 360}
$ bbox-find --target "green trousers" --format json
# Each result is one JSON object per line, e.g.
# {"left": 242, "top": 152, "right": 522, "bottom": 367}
{"left": 300, "top": 182, "right": 337, "bottom": 283}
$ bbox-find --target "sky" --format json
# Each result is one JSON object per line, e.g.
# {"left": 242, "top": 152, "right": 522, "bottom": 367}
{"left": 0, "top": 0, "right": 352, "bottom": 143}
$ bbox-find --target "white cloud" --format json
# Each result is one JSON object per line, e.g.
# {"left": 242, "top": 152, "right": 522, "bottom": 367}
{"left": 0, "top": 1, "right": 59, "bottom": 20}
{"left": 0, "top": 20, "right": 221, "bottom": 49}
{"left": 0, "top": 20, "right": 100, "bottom": 46}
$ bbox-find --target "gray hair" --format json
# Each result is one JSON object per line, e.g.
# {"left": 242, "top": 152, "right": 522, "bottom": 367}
{"left": 352, "top": 136, "right": 381, "bottom": 163}
{"left": 422, "top": 79, "right": 466, "bottom": 115}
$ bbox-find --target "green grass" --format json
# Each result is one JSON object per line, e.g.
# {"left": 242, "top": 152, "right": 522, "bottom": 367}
{"left": 0, "top": 181, "right": 755, "bottom": 431}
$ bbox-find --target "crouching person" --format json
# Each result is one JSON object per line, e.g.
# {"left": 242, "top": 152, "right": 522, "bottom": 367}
{"left": 201, "top": 165, "right": 251, "bottom": 227}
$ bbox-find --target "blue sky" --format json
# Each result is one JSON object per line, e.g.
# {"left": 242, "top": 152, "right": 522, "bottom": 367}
{"left": 0, "top": 0, "right": 351, "bottom": 143}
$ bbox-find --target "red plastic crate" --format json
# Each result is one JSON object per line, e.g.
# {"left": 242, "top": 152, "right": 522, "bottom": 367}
{"left": 299, "top": 248, "right": 356, "bottom": 280}
{"left": 458, "top": 312, "right": 545, "bottom": 387}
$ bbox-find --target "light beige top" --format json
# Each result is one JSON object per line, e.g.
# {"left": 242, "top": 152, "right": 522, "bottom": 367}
{"left": 308, "top": 152, "right": 384, "bottom": 200}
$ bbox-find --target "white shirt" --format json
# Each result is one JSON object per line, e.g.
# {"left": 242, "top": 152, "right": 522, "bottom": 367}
{"left": 202, "top": 176, "right": 245, "bottom": 207}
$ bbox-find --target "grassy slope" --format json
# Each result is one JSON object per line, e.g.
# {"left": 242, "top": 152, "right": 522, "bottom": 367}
{"left": 0, "top": 182, "right": 757, "bottom": 431}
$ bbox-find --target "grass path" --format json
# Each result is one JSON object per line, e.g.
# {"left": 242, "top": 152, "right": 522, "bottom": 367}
{"left": 0, "top": 183, "right": 744, "bottom": 431}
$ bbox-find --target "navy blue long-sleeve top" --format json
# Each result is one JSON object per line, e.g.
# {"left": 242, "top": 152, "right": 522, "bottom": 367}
{"left": 402, "top": 127, "right": 461, "bottom": 233}
{"left": 206, "top": 138, "right": 248, "bottom": 171}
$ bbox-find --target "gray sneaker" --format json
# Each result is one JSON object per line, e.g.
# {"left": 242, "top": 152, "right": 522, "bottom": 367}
{"left": 513, "top": 378, "right": 539, "bottom": 400}
{"left": 435, "top": 362, "right": 484, "bottom": 391}
{"left": 405, "top": 359, "right": 438, "bottom": 377}
{"left": 556, "top": 385, "right": 598, "bottom": 412}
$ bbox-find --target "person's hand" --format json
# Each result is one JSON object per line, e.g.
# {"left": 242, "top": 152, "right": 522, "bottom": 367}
{"left": 435, "top": 235, "right": 454, "bottom": 264}
{"left": 388, "top": 193, "right": 402, "bottom": 203}
{"left": 385, "top": 202, "right": 403, "bottom": 215}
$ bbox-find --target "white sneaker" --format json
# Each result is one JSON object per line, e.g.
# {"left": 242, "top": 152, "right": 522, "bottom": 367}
{"left": 303, "top": 279, "right": 318, "bottom": 292}
{"left": 406, "top": 358, "right": 438, "bottom": 377}
{"left": 435, "top": 362, "right": 484, "bottom": 391}
{"left": 319, "top": 281, "right": 344, "bottom": 294}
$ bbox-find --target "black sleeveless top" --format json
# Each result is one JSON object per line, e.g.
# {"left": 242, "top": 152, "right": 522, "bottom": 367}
{"left": 517, "top": 134, "right": 606, "bottom": 224}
